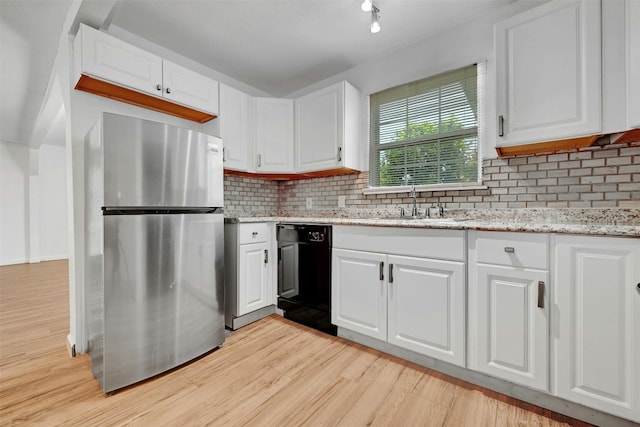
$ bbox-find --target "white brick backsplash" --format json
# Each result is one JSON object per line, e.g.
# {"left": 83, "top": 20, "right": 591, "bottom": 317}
{"left": 224, "top": 142, "right": 639, "bottom": 212}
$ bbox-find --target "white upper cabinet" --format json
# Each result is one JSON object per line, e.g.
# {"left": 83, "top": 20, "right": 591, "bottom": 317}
{"left": 495, "top": 0, "right": 602, "bottom": 147}
{"left": 554, "top": 235, "right": 640, "bottom": 423}
{"left": 219, "top": 84, "right": 253, "bottom": 172}
{"left": 627, "top": 0, "right": 640, "bottom": 129}
{"left": 162, "top": 60, "right": 219, "bottom": 115}
{"left": 76, "top": 23, "right": 162, "bottom": 96}
{"left": 74, "top": 24, "right": 219, "bottom": 119}
{"left": 254, "top": 98, "right": 294, "bottom": 173}
{"left": 294, "top": 81, "right": 362, "bottom": 173}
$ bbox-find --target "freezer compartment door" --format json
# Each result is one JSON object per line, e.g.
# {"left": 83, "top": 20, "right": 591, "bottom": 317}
{"left": 102, "top": 113, "right": 223, "bottom": 208}
{"left": 102, "top": 212, "right": 224, "bottom": 392}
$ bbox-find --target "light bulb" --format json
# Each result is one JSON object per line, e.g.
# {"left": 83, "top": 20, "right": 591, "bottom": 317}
{"left": 361, "top": 0, "right": 372, "bottom": 12}
{"left": 371, "top": 7, "right": 380, "bottom": 33}
{"left": 371, "top": 19, "right": 381, "bottom": 33}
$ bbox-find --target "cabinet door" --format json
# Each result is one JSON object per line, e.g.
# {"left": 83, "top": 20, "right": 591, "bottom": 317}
{"left": 495, "top": 0, "right": 601, "bottom": 146}
{"left": 332, "top": 249, "right": 387, "bottom": 341}
{"left": 295, "top": 83, "right": 342, "bottom": 172}
{"left": 255, "top": 98, "right": 294, "bottom": 173}
{"left": 238, "top": 241, "right": 271, "bottom": 316}
{"left": 78, "top": 24, "right": 162, "bottom": 96}
{"left": 554, "top": 236, "right": 640, "bottom": 422}
{"left": 387, "top": 255, "right": 466, "bottom": 367}
{"left": 628, "top": 0, "right": 640, "bottom": 129}
{"left": 219, "top": 84, "right": 253, "bottom": 171}
{"left": 162, "top": 60, "right": 219, "bottom": 115}
{"left": 475, "top": 264, "right": 549, "bottom": 391}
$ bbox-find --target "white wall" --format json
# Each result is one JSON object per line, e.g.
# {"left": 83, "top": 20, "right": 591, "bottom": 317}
{"left": 286, "top": 1, "right": 547, "bottom": 162}
{"left": 0, "top": 142, "right": 29, "bottom": 265}
{"left": 0, "top": 142, "right": 68, "bottom": 265}
{"left": 38, "top": 144, "right": 68, "bottom": 260}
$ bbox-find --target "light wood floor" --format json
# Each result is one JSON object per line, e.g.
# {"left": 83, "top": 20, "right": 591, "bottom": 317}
{"left": 0, "top": 260, "right": 591, "bottom": 426}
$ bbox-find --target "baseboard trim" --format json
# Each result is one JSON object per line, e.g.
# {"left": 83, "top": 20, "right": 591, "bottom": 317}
{"left": 66, "top": 334, "right": 76, "bottom": 357}
{"left": 229, "top": 305, "right": 276, "bottom": 330}
{"left": 0, "top": 258, "right": 28, "bottom": 266}
{"left": 337, "top": 327, "right": 635, "bottom": 427}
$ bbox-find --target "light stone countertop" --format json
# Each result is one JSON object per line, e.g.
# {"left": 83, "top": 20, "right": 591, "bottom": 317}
{"left": 224, "top": 208, "right": 640, "bottom": 237}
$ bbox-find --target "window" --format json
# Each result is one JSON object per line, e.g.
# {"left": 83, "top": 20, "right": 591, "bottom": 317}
{"left": 369, "top": 64, "right": 482, "bottom": 190}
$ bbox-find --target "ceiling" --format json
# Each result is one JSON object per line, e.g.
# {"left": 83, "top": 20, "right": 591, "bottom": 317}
{"left": 0, "top": 0, "right": 516, "bottom": 146}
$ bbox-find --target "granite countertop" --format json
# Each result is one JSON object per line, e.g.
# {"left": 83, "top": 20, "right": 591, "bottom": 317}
{"left": 224, "top": 208, "right": 640, "bottom": 237}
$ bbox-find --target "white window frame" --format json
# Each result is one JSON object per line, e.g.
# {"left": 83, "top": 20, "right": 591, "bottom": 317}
{"left": 365, "top": 63, "right": 485, "bottom": 194}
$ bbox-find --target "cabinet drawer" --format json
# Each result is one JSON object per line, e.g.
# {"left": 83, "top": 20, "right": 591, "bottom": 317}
{"left": 238, "top": 223, "right": 270, "bottom": 244}
{"left": 473, "top": 231, "right": 548, "bottom": 269}
{"left": 333, "top": 226, "right": 465, "bottom": 261}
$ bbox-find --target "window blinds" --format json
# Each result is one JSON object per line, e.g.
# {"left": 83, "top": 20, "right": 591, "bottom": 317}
{"left": 369, "top": 64, "right": 480, "bottom": 188}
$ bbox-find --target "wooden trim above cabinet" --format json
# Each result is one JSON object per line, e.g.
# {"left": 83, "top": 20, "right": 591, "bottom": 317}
{"left": 75, "top": 74, "right": 216, "bottom": 123}
{"left": 224, "top": 167, "right": 361, "bottom": 181}
{"left": 496, "top": 135, "right": 601, "bottom": 157}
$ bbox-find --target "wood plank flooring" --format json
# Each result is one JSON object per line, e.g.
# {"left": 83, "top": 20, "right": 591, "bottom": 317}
{"left": 0, "top": 260, "right": 592, "bottom": 426}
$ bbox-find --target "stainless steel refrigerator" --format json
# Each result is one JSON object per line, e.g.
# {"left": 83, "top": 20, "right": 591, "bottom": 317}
{"left": 84, "top": 113, "right": 224, "bottom": 393}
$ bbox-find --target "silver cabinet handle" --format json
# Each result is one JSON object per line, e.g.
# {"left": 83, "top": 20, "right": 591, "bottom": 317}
{"left": 389, "top": 264, "right": 394, "bottom": 284}
{"left": 379, "top": 262, "right": 384, "bottom": 281}
{"left": 222, "top": 148, "right": 226, "bottom": 162}
{"left": 257, "top": 154, "right": 262, "bottom": 167}
{"left": 165, "top": 87, "right": 171, "bottom": 94}
{"left": 538, "top": 281, "right": 545, "bottom": 308}
{"left": 337, "top": 146, "right": 342, "bottom": 162}
{"left": 264, "top": 249, "right": 269, "bottom": 264}
{"left": 504, "top": 247, "right": 515, "bottom": 253}
{"left": 156, "top": 84, "right": 162, "bottom": 91}
{"left": 498, "top": 115, "right": 504, "bottom": 137}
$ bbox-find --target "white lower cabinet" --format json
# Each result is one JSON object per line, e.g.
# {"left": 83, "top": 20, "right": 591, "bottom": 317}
{"left": 332, "top": 226, "right": 466, "bottom": 367}
{"left": 332, "top": 249, "right": 387, "bottom": 340}
{"left": 237, "top": 241, "right": 271, "bottom": 316}
{"left": 225, "top": 223, "right": 276, "bottom": 329}
{"left": 469, "top": 231, "right": 550, "bottom": 391}
{"left": 553, "top": 235, "right": 640, "bottom": 422}
{"left": 387, "top": 255, "right": 465, "bottom": 366}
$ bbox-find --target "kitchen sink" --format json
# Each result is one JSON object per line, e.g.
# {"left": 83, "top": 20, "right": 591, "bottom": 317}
{"left": 371, "top": 216, "right": 471, "bottom": 222}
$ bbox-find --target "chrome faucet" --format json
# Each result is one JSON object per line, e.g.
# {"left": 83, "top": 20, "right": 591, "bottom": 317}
{"left": 410, "top": 185, "right": 418, "bottom": 217}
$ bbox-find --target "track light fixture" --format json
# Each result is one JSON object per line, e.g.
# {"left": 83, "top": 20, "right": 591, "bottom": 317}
{"left": 370, "top": 5, "right": 381, "bottom": 33}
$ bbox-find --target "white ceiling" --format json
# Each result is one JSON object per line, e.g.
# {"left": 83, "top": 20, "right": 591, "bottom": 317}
{"left": 111, "top": 0, "right": 514, "bottom": 97}
{"left": 0, "top": 0, "right": 72, "bottom": 146}
{"left": 0, "top": 0, "right": 516, "bottom": 146}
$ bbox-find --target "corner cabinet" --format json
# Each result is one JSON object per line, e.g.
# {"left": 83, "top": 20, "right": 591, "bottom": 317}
{"left": 495, "top": 0, "right": 601, "bottom": 148}
{"left": 254, "top": 98, "right": 294, "bottom": 173}
{"left": 468, "top": 231, "right": 550, "bottom": 392}
{"left": 219, "top": 84, "right": 254, "bottom": 172}
{"left": 224, "top": 222, "right": 276, "bottom": 329}
{"left": 74, "top": 23, "right": 219, "bottom": 122}
{"left": 553, "top": 235, "right": 640, "bottom": 423}
{"left": 294, "top": 81, "right": 362, "bottom": 173}
{"left": 332, "top": 226, "right": 466, "bottom": 367}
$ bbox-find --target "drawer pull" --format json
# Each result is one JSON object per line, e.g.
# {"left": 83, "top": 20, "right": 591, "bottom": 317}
{"left": 379, "top": 262, "right": 384, "bottom": 281}
{"left": 504, "top": 247, "right": 515, "bottom": 253}
{"left": 538, "top": 281, "right": 545, "bottom": 308}
{"left": 252, "top": 232, "right": 258, "bottom": 236}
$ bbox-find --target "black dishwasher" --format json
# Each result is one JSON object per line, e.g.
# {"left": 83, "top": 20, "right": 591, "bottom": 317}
{"left": 277, "top": 224, "right": 336, "bottom": 336}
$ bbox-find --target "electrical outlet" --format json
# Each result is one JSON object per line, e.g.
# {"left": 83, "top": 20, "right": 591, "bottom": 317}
{"left": 338, "top": 195, "right": 346, "bottom": 208}
{"left": 306, "top": 197, "right": 313, "bottom": 209}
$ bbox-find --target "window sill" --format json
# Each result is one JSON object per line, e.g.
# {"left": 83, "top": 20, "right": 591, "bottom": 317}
{"left": 362, "top": 183, "right": 487, "bottom": 195}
